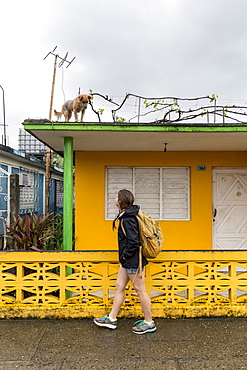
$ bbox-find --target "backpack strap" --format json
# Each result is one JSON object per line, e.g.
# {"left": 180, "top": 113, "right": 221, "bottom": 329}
{"left": 121, "top": 219, "right": 126, "bottom": 236}
{"left": 139, "top": 246, "right": 142, "bottom": 278}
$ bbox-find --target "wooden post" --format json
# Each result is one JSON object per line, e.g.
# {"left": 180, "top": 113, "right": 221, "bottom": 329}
{"left": 10, "top": 173, "right": 19, "bottom": 250}
{"left": 9, "top": 174, "right": 19, "bottom": 226}
{"left": 49, "top": 55, "right": 58, "bottom": 121}
{"left": 45, "top": 148, "right": 51, "bottom": 215}
{"left": 46, "top": 54, "right": 58, "bottom": 215}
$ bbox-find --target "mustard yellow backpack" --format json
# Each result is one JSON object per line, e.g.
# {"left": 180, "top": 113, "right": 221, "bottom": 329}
{"left": 136, "top": 210, "right": 164, "bottom": 258}
{"left": 121, "top": 210, "right": 164, "bottom": 259}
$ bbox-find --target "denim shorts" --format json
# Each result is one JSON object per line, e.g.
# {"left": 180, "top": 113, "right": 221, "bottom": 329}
{"left": 126, "top": 267, "right": 144, "bottom": 274}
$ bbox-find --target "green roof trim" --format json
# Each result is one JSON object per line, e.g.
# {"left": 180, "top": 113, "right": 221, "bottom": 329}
{"left": 23, "top": 120, "right": 247, "bottom": 133}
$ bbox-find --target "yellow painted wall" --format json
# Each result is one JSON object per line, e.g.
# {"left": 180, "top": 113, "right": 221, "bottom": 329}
{"left": 75, "top": 151, "right": 247, "bottom": 251}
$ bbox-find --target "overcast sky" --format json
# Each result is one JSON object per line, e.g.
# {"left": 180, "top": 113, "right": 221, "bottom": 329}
{"left": 1, "top": 0, "right": 247, "bottom": 148}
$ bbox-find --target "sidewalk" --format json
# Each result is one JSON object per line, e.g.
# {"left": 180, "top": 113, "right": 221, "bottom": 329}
{"left": 0, "top": 317, "right": 247, "bottom": 369}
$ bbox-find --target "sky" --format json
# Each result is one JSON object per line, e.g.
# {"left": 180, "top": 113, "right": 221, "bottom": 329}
{"left": 1, "top": 0, "right": 247, "bottom": 149}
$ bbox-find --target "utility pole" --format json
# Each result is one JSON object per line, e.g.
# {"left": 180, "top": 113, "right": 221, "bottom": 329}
{"left": 0, "top": 85, "right": 6, "bottom": 146}
{"left": 44, "top": 46, "right": 75, "bottom": 215}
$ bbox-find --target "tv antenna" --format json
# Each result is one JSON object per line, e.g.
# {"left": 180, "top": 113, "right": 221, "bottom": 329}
{"left": 44, "top": 46, "right": 76, "bottom": 120}
{"left": 44, "top": 46, "right": 76, "bottom": 215}
{"left": 44, "top": 46, "right": 76, "bottom": 70}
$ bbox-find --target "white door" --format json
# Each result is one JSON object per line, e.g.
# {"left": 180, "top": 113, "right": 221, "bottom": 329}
{"left": 213, "top": 167, "right": 247, "bottom": 250}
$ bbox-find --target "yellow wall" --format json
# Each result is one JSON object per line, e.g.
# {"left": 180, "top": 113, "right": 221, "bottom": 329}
{"left": 75, "top": 151, "right": 247, "bottom": 251}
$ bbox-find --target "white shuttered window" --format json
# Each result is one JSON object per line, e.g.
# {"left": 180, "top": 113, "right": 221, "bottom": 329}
{"left": 106, "top": 167, "right": 190, "bottom": 220}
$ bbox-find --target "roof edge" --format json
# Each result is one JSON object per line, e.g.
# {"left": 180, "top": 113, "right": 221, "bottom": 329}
{"left": 23, "top": 120, "right": 247, "bottom": 133}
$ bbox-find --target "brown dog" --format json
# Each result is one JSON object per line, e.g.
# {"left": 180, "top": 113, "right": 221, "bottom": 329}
{"left": 61, "top": 94, "right": 92, "bottom": 122}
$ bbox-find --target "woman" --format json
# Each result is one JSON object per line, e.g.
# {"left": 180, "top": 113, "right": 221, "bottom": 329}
{"left": 93, "top": 189, "right": 156, "bottom": 334}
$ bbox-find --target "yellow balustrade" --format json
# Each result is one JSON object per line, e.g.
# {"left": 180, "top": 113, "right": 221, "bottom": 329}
{"left": 0, "top": 251, "right": 247, "bottom": 319}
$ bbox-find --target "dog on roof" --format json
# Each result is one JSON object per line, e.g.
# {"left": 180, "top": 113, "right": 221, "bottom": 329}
{"left": 60, "top": 94, "right": 92, "bottom": 122}
{"left": 53, "top": 109, "right": 63, "bottom": 121}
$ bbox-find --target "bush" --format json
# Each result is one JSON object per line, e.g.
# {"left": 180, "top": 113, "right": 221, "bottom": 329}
{"left": 7, "top": 213, "right": 58, "bottom": 251}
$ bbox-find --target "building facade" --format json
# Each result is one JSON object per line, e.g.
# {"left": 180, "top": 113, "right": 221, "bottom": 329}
{"left": 0, "top": 144, "right": 63, "bottom": 235}
{"left": 75, "top": 151, "right": 247, "bottom": 252}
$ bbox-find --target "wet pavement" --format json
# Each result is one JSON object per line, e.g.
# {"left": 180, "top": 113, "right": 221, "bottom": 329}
{"left": 0, "top": 317, "right": 247, "bottom": 369}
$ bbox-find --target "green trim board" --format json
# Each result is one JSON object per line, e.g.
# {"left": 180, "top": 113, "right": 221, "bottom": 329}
{"left": 22, "top": 120, "right": 247, "bottom": 152}
{"left": 23, "top": 121, "right": 247, "bottom": 133}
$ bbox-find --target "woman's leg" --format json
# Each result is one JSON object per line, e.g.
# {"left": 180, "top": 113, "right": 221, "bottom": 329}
{"left": 109, "top": 266, "right": 129, "bottom": 319}
{"left": 128, "top": 271, "right": 152, "bottom": 322}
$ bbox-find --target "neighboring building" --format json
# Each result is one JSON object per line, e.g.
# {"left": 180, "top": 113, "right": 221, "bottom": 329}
{"left": 0, "top": 144, "right": 63, "bottom": 235}
{"left": 18, "top": 129, "right": 46, "bottom": 160}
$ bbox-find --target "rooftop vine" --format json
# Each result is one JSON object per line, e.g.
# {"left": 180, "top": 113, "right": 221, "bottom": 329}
{"left": 88, "top": 92, "right": 247, "bottom": 124}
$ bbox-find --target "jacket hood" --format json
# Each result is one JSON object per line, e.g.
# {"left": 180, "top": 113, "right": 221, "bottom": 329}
{"left": 119, "top": 204, "right": 140, "bottom": 218}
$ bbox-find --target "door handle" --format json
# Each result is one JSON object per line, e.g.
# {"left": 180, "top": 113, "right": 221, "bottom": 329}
{"left": 213, "top": 209, "right": 217, "bottom": 221}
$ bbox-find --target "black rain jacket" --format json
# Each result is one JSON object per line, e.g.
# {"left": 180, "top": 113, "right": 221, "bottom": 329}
{"left": 117, "top": 205, "right": 148, "bottom": 269}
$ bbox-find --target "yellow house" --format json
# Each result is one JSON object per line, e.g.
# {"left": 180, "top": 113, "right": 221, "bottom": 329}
{"left": 23, "top": 121, "right": 247, "bottom": 253}
{"left": 0, "top": 119, "right": 247, "bottom": 319}
{"left": 76, "top": 150, "right": 247, "bottom": 252}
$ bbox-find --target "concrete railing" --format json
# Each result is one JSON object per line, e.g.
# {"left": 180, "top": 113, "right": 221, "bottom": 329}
{"left": 0, "top": 250, "right": 247, "bottom": 318}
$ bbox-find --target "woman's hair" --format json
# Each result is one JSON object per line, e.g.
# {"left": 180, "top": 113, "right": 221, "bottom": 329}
{"left": 112, "top": 189, "right": 134, "bottom": 230}
{"left": 117, "top": 189, "right": 134, "bottom": 210}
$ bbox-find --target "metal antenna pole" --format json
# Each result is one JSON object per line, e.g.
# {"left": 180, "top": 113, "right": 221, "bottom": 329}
{"left": 0, "top": 85, "right": 6, "bottom": 146}
{"left": 137, "top": 97, "right": 141, "bottom": 123}
{"left": 44, "top": 47, "right": 75, "bottom": 215}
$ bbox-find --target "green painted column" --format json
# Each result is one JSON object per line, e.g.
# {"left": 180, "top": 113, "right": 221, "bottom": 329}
{"left": 63, "top": 137, "right": 73, "bottom": 251}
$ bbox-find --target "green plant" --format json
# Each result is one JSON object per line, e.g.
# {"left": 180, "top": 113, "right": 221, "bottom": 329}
{"left": 210, "top": 93, "right": 218, "bottom": 102}
{"left": 7, "top": 213, "right": 57, "bottom": 251}
{"left": 47, "top": 211, "right": 76, "bottom": 250}
{"left": 97, "top": 108, "right": 105, "bottom": 115}
{"left": 46, "top": 213, "right": 64, "bottom": 250}
{"left": 116, "top": 116, "right": 128, "bottom": 123}
{"left": 52, "top": 153, "right": 64, "bottom": 169}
